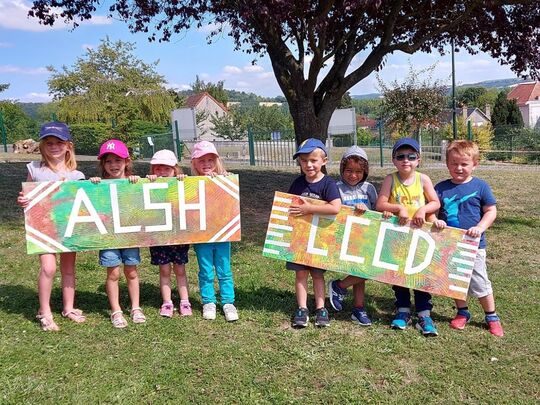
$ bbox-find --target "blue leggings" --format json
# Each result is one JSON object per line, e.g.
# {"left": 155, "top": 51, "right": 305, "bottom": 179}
{"left": 393, "top": 286, "right": 433, "bottom": 313}
{"left": 194, "top": 242, "right": 235, "bottom": 305}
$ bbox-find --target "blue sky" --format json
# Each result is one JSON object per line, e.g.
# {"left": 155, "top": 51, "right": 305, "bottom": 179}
{"left": 0, "top": 0, "right": 519, "bottom": 102}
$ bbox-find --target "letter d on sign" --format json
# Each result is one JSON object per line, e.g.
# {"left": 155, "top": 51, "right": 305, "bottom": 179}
{"left": 404, "top": 229, "right": 435, "bottom": 275}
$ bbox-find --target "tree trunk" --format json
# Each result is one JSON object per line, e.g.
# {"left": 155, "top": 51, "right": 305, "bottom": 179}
{"left": 288, "top": 96, "right": 336, "bottom": 146}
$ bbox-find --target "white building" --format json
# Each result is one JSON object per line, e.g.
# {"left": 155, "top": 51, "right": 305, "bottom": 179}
{"left": 507, "top": 82, "right": 540, "bottom": 129}
{"left": 185, "top": 92, "right": 229, "bottom": 140}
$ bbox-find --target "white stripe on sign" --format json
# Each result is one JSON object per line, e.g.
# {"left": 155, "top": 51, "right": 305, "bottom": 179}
{"left": 26, "top": 234, "right": 55, "bottom": 253}
{"left": 457, "top": 242, "right": 478, "bottom": 251}
{"left": 449, "top": 274, "right": 470, "bottom": 283}
{"left": 275, "top": 197, "right": 292, "bottom": 204}
{"left": 269, "top": 223, "right": 293, "bottom": 231}
{"left": 449, "top": 285, "right": 469, "bottom": 293}
{"left": 452, "top": 257, "right": 475, "bottom": 267}
{"left": 456, "top": 267, "right": 473, "bottom": 275}
{"left": 266, "top": 231, "right": 284, "bottom": 238}
{"left": 270, "top": 213, "right": 289, "bottom": 221}
{"left": 272, "top": 205, "right": 289, "bottom": 213}
{"left": 265, "top": 239, "right": 290, "bottom": 247}
{"left": 459, "top": 251, "right": 477, "bottom": 259}
{"left": 27, "top": 225, "right": 70, "bottom": 252}
{"left": 263, "top": 247, "right": 280, "bottom": 255}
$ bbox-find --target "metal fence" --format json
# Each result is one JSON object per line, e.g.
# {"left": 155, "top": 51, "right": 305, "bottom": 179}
{"left": 138, "top": 126, "right": 539, "bottom": 168}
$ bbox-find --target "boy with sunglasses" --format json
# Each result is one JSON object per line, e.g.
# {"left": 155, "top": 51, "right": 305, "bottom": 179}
{"left": 376, "top": 137, "right": 441, "bottom": 336}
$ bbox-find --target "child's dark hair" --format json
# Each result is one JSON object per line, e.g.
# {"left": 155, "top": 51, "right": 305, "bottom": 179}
{"left": 340, "top": 155, "right": 369, "bottom": 182}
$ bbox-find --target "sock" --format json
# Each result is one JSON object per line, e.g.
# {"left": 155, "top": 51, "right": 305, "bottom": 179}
{"left": 457, "top": 307, "right": 470, "bottom": 316}
{"left": 485, "top": 311, "right": 499, "bottom": 321}
{"left": 397, "top": 307, "right": 411, "bottom": 314}
{"left": 164, "top": 300, "right": 173, "bottom": 304}
{"left": 417, "top": 310, "right": 430, "bottom": 318}
{"left": 180, "top": 299, "right": 190, "bottom": 304}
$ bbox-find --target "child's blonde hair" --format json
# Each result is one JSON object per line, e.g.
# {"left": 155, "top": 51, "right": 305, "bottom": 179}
{"left": 98, "top": 154, "right": 134, "bottom": 178}
{"left": 446, "top": 140, "right": 480, "bottom": 163}
{"left": 191, "top": 156, "right": 226, "bottom": 176}
{"left": 151, "top": 164, "right": 183, "bottom": 176}
{"left": 39, "top": 139, "right": 78, "bottom": 171}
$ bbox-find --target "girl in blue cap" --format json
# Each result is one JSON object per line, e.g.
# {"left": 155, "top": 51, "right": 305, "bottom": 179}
{"left": 17, "top": 122, "right": 87, "bottom": 331}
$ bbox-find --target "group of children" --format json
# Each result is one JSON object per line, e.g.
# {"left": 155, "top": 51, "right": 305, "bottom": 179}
{"left": 289, "top": 137, "right": 503, "bottom": 337}
{"left": 18, "top": 121, "right": 503, "bottom": 337}
{"left": 18, "top": 122, "right": 238, "bottom": 330}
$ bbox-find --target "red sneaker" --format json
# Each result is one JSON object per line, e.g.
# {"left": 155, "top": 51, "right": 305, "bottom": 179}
{"left": 449, "top": 310, "right": 470, "bottom": 330}
{"left": 486, "top": 318, "right": 504, "bottom": 337}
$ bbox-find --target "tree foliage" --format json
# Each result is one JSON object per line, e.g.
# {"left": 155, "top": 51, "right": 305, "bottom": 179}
{"left": 0, "top": 83, "right": 9, "bottom": 93}
{"left": 441, "top": 117, "right": 493, "bottom": 151}
{"left": 0, "top": 101, "right": 39, "bottom": 142}
{"left": 190, "top": 76, "right": 229, "bottom": 106}
{"left": 492, "top": 91, "right": 524, "bottom": 128}
{"left": 30, "top": 1, "right": 540, "bottom": 144}
{"left": 47, "top": 37, "right": 177, "bottom": 128}
{"left": 378, "top": 63, "right": 446, "bottom": 137}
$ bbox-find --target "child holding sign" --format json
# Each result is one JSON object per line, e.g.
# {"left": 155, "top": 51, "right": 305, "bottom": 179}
{"left": 17, "top": 122, "right": 86, "bottom": 331}
{"left": 376, "top": 138, "right": 440, "bottom": 336}
{"left": 90, "top": 140, "right": 145, "bottom": 328}
{"left": 191, "top": 141, "right": 239, "bottom": 322}
{"left": 287, "top": 138, "right": 341, "bottom": 328}
{"left": 328, "top": 146, "right": 378, "bottom": 326}
{"left": 433, "top": 140, "right": 503, "bottom": 337}
{"left": 146, "top": 149, "right": 192, "bottom": 318}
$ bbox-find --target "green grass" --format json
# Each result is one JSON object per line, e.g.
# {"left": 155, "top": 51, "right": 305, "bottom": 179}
{"left": 1, "top": 161, "right": 539, "bottom": 403}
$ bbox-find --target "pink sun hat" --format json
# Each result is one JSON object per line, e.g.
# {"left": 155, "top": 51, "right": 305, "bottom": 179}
{"left": 98, "top": 139, "right": 129, "bottom": 159}
{"left": 191, "top": 141, "right": 219, "bottom": 160}
{"left": 150, "top": 149, "right": 178, "bottom": 166}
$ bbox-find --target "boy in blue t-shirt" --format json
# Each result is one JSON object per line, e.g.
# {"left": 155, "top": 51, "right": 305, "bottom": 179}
{"left": 287, "top": 138, "right": 341, "bottom": 328}
{"left": 433, "top": 140, "right": 503, "bottom": 337}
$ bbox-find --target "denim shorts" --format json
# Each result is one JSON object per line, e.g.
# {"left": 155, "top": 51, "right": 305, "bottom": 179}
{"left": 286, "top": 261, "right": 325, "bottom": 275}
{"left": 99, "top": 248, "right": 141, "bottom": 267}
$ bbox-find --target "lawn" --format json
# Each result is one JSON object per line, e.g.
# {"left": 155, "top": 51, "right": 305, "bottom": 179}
{"left": 0, "top": 160, "right": 539, "bottom": 403}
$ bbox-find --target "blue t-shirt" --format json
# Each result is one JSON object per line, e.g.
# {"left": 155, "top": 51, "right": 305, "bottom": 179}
{"left": 435, "top": 177, "right": 496, "bottom": 248}
{"left": 288, "top": 174, "right": 340, "bottom": 203}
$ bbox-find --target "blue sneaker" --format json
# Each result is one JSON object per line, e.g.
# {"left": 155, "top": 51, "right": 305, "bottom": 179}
{"left": 328, "top": 280, "right": 347, "bottom": 311}
{"left": 391, "top": 311, "right": 411, "bottom": 330}
{"left": 351, "top": 307, "right": 372, "bottom": 326}
{"left": 416, "top": 316, "right": 439, "bottom": 336}
{"left": 292, "top": 307, "right": 309, "bottom": 328}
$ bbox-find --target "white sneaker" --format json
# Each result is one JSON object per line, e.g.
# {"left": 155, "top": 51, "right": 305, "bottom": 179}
{"left": 202, "top": 303, "right": 216, "bottom": 320}
{"left": 223, "top": 303, "right": 239, "bottom": 322}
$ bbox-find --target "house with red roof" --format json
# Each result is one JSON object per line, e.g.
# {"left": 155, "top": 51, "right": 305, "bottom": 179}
{"left": 185, "top": 92, "right": 229, "bottom": 140}
{"left": 507, "top": 82, "right": 540, "bottom": 128}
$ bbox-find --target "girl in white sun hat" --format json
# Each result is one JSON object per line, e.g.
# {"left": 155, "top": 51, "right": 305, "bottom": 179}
{"left": 146, "top": 149, "right": 193, "bottom": 318}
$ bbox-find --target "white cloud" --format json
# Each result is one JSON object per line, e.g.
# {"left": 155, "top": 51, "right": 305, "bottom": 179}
{"left": 236, "top": 81, "right": 250, "bottom": 88}
{"left": 244, "top": 65, "right": 264, "bottom": 73}
{"left": 81, "top": 44, "right": 95, "bottom": 51}
{"left": 0, "top": 0, "right": 111, "bottom": 32}
{"left": 0, "top": 65, "right": 48, "bottom": 74}
{"left": 257, "top": 72, "right": 274, "bottom": 80}
{"left": 223, "top": 65, "right": 242, "bottom": 74}
{"left": 197, "top": 22, "right": 231, "bottom": 34}
{"left": 165, "top": 82, "right": 191, "bottom": 91}
{"left": 18, "top": 92, "right": 52, "bottom": 102}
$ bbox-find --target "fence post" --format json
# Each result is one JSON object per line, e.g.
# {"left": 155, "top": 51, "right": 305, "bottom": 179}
{"left": 248, "top": 127, "right": 255, "bottom": 166}
{"left": 173, "top": 120, "right": 183, "bottom": 160}
{"left": 0, "top": 111, "right": 7, "bottom": 152}
{"left": 467, "top": 120, "right": 472, "bottom": 140}
{"left": 378, "top": 119, "right": 384, "bottom": 167}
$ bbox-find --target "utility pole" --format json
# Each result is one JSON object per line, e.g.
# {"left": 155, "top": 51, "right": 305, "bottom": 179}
{"left": 451, "top": 37, "right": 457, "bottom": 140}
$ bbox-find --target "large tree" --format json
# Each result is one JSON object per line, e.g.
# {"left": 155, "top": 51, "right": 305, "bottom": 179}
{"left": 30, "top": 1, "right": 540, "bottom": 144}
{"left": 47, "top": 37, "right": 177, "bottom": 126}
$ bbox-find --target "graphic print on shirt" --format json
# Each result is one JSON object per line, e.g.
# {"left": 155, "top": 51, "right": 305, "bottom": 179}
{"left": 443, "top": 191, "right": 477, "bottom": 227}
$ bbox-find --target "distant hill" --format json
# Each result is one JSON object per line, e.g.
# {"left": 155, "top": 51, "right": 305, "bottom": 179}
{"left": 352, "top": 77, "right": 532, "bottom": 99}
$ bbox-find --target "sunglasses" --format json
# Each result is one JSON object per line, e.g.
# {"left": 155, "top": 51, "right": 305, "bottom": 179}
{"left": 394, "top": 153, "right": 418, "bottom": 161}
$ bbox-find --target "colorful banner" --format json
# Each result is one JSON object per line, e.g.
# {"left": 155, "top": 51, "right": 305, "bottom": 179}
{"left": 263, "top": 192, "right": 479, "bottom": 300}
{"left": 23, "top": 175, "right": 241, "bottom": 254}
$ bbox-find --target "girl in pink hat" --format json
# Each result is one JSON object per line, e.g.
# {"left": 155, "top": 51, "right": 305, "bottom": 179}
{"left": 90, "top": 139, "right": 145, "bottom": 328}
{"left": 146, "top": 149, "right": 192, "bottom": 318}
{"left": 190, "top": 141, "right": 238, "bottom": 322}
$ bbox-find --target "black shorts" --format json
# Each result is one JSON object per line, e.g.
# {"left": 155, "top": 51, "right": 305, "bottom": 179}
{"left": 150, "top": 244, "right": 190, "bottom": 265}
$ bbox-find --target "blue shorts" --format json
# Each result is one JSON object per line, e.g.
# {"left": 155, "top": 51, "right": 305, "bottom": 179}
{"left": 99, "top": 248, "right": 141, "bottom": 267}
{"left": 150, "top": 244, "right": 190, "bottom": 265}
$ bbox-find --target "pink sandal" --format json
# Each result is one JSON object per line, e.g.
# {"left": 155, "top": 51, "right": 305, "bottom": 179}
{"left": 110, "top": 310, "right": 128, "bottom": 329}
{"left": 130, "top": 307, "right": 146, "bottom": 324}
{"left": 36, "top": 313, "right": 59, "bottom": 331}
{"left": 61, "top": 309, "right": 86, "bottom": 323}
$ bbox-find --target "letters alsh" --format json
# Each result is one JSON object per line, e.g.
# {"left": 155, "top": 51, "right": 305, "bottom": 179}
{"left": 23, "top": 175, "right": 241, "bottom": 255}
{"left": 263, "top": 192, "right": 479, "bottom": 300}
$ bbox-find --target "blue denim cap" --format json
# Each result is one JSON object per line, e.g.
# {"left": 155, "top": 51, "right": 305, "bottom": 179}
{"left": 293, "top": 138, "right": 328, "bottom": 159}
{"left": 392, "top": 137, "right": 420, "bottom": 156}
{"left": 39, "top": 122, "right": 72, "bottom": 141}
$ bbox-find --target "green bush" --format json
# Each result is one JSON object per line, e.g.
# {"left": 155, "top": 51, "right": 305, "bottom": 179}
{"left": 70, "top": 122, "right": 112, "bottom": 156}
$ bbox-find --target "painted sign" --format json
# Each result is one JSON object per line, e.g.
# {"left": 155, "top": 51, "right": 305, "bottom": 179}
{"left": 263, "top": 192, "right": 479, "bottom": 300}
{"left": 23, "top": 175, "right": 241, "bottom": 254}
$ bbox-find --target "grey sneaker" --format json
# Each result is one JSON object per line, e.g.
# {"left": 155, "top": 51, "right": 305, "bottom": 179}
{"left": 292, "top": 307, "right": 309, "bottom": 328}
{"left": 202, "top": 303, "right": 216, "bottom": 320}
{"left": 315, "top": 307, "right": 330, "bottom": 327}
{"left": 223, "top": 303, "right": 239, "bottom": 322}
